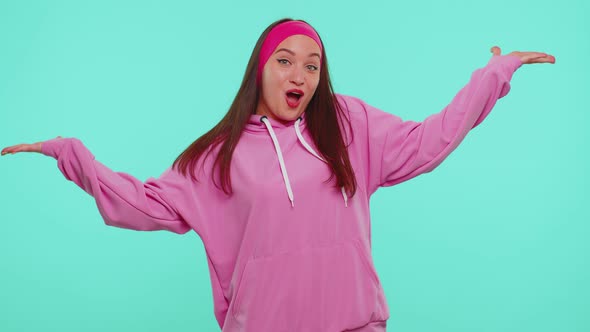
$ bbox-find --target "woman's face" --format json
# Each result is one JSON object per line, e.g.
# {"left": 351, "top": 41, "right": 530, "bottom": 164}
{"left": 256, "top": 34, "right": 321, "bottom": 124}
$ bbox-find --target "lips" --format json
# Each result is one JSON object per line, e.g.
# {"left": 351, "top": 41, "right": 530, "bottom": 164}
{"left": 285, "top": 89, "right": 304, "bottom": 108}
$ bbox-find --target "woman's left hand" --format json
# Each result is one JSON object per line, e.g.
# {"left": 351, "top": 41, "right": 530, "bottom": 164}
{"left": 491, "top": 46, "right": 556, "bottom": 64}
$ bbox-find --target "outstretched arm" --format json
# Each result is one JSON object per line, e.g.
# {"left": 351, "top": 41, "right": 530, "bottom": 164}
{"left": 2, "top": 137, "right": 191, "bottom": 234}
{"left": 357, "top": 46, "right": 555, "bottom": 193}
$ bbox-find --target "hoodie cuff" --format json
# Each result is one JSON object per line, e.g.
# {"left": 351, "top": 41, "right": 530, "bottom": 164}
{"left": 41, "top": 137, "right": 67, "bottom": 159}
{"left": 487, "top": 54, "right": 523, "bottom": 71}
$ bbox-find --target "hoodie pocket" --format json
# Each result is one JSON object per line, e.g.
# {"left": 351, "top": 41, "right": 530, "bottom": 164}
{"left": 230, "top": 239, "right": 384, "bottom": 330}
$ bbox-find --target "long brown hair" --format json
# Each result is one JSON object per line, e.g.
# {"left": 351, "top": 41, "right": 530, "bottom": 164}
{"left": 172, "top": 18, "right": 357, "bottom": 198}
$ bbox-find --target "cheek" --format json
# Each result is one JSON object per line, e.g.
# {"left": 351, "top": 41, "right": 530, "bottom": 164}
{"left": 307, "top": 78, "right": 320, "bottom": 98}
{"left": 262, "top": 74, "right": 278, "bottom": 102}
{"left": 263, "top": 70, "right": 290, "bottom": 103}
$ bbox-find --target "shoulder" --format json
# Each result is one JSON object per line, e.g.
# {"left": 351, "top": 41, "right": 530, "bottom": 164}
{"left": 335, "top": 93, "right": 391, "bottom": 120}
{"left": 334, "top": 93, "right": 371, "bottom": 133}
{"left": 335, "top": 93, "right": 368, "bottom": 114}
{"left": 333, "top": 94, "right": 378, "bottom": 146}
{"left": 334, "top": 93, "right": 399, "bottom": 127}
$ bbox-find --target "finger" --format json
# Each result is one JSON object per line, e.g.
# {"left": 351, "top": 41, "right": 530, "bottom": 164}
{"left": 527, "top": 54, "right": 556, "bottom": 64}
{"left": 524, "top": 51, "right": 548, "bottom": 56}
{"left": 1, "top": 146, "right": 17, "bottom": 155}
{"left": 3, "top": 144, "right": 28, "bottom": 154}
{"left": 538, "top": 56, "right": 556, "bottom": 63}
{"left": 538, "top": 53, "right": 556, "bottom": 63}
{"left": 528, "top": 52, "right": 550, "bottom": 59}
{"left": 2, "top": 142, "right": 44, "bottom": 155}
{"left": 522, "top": 52, "right": 555, "bottom": 62}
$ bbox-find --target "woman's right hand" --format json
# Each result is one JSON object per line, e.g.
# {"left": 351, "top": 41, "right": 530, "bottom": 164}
{"left": 1, "top": 136, "right": 62, "bottom": 156}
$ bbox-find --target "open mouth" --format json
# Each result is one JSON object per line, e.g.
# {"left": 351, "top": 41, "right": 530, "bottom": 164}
{"left": 285, "top": 89, "right": 304, "bottom": 108}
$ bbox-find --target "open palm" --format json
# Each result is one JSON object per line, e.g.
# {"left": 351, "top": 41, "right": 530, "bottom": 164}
{"left": 492, "top": 45, "right": 556, "bottom": 64}
{"left": 1, "top": 136, "right": 62, "bottom": 155}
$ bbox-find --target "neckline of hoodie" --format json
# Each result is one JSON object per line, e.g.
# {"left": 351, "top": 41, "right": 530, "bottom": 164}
{"left": 243, "top": 113, "right": 307, "bottom": 134}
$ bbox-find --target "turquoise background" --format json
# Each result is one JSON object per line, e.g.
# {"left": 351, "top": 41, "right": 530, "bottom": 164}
{"left": 0, "top": 0, "right": 587, "bottom": 331}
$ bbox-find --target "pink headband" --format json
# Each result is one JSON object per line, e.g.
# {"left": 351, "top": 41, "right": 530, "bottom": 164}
{"left": 257, "top": 21, "right": 323, "bottom": 84}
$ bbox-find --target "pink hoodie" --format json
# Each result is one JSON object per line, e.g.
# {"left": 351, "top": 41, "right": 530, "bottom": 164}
{"left": 40, "top": 54, "right": 522, "bottom": 331}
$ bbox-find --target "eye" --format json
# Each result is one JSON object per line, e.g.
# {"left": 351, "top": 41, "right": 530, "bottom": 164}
{"left": 277, "top": 59, "right": 290, "bottom": 65}
{"left": 306, "top": 64, "right": 319, "bottom": 71}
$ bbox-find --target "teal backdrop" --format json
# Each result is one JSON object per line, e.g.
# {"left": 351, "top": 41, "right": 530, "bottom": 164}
{"left": 0, "top": 0, "right": 587, "bottom": 331}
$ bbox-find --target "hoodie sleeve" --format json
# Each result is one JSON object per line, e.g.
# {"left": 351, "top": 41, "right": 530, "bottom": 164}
{"left": 342, "top": 54, "right": 523, "bottom": 195}
{"left": 41, "top": 137, "right": 191, "bottom": 234}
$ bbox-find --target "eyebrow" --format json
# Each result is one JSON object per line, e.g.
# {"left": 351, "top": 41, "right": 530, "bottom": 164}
{"left": 274, "top": 48, "right": 321, "bottom": 59}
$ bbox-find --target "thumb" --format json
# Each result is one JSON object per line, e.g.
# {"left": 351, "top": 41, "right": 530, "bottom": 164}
{"left": 490, "top": 46, "right": 502, "bottom": 56}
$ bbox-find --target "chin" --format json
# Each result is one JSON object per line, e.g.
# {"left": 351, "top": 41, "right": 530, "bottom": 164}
{"left": 283, "top": 110, "right": 305, "bottom": 120}
{"left": 273, "top": 107, "right": 301, "bottom": 120}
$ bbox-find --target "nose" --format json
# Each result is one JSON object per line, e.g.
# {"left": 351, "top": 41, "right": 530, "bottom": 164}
{"left": 289, "top": 67, "right": 305, "bottom": 86}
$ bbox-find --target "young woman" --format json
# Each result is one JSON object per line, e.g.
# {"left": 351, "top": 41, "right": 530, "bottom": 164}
{"left": 1, "top": 18, "right": 555, "bottom": 332}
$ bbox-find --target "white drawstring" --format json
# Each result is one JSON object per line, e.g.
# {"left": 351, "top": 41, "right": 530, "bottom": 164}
{"left": 294, "top": 118, "right": 348, "bottom": 207}
{"left": 261, "top": 115, "right": 349, "bottom": 208}
{"left": 294, "top": 118, "right": 323, "bottom": 161}
{"left": 261, "top": 116, "right": 295, "bottom": 207}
